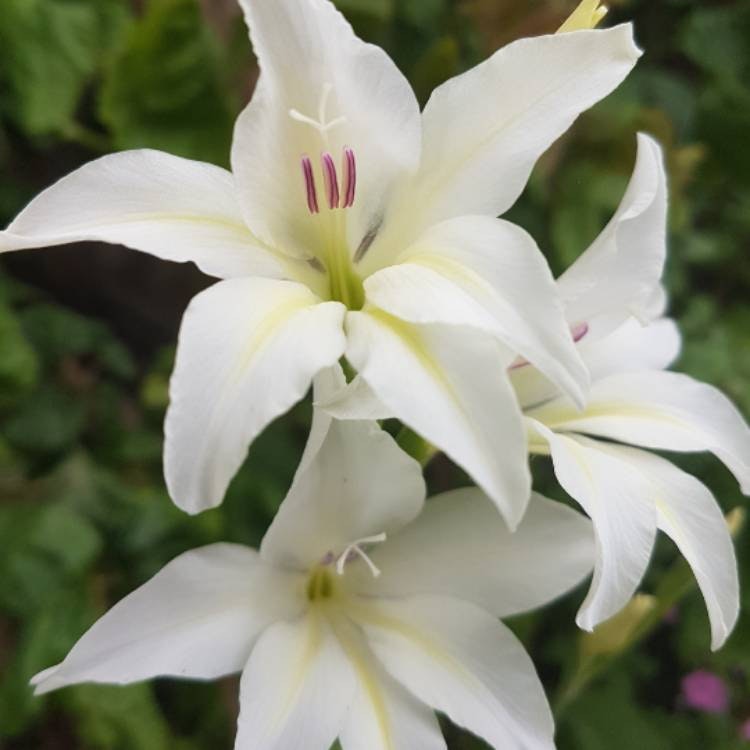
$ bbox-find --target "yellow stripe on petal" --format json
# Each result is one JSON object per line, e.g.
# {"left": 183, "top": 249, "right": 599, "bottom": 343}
{"left": 558, "top": 0, "right": 608, "bottom": 33}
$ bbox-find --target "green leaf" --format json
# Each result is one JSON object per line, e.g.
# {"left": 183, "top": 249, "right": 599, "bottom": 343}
{"left": 21, "top": 303, "right": 135, "bottom": 380}
{"left": 679, "top": 6, "right": 750, "bottom": 84}
{"left": 100, "top": 0, "right": 234, "bottom": 165}
{"left": 0, "top": 302, "right": 39, "bottom": 408}
{"left": 0, "top": 0, "right": 131, "bottom": 136}
{"left": 64, "top": 683, "right": 175, "bottom": 750}
{"left": 0, "top": 588, "right": 97, "bottom": 738}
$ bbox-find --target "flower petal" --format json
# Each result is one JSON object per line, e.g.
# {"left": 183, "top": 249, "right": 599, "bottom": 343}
{"left": 331, "top": 616, "right": 446, "bottom": 750}
{"left": 260, "top": 418, "right": 426, "bottom": 571}
{"left": 354, "top": 595, "right": 555, "bottom": 750}
{"left": 164, "top": 278, "right": 346, "bottom": 514}
{"left": 0, "top": 150, "right": 304, "bottom": 282}
{"left": 366, "top": 24, "right": 640, "bottom": 262}
{"left": 577, "top": 317, "right": 681, "bottom": 382}
{"left": 363, "top": 216, "right": 589, "bottom": 406}
{"left": 315, "top": 375, "right": 394, "bottom": 421}
{"left": 512, "top": 316, "right": 681, "bottom": 411}
{"left": 627, "top": 450, "right": 739, "bottom": 650}
{"left": 345, "top": 310, "right": 531, "bottom": 529}
{"left": 530, "top": 371, "right": 750, "bottom": 493}
{"left": 31, "top": 544, "right": 303, "bottom": 694}
{"left": 233, "top": 0, "right": 420, "bottom": 257}
{"left": 557, "top": 133, "right": 668, "bottom": 337}
{"left": 354, "top": 489, "right": 593, "bottom": 619}
{"left": 236, "top": 614, "right": 355, "bottom": 750}
{"left": 529, "top": 423, "right": 659, "bottom": 630}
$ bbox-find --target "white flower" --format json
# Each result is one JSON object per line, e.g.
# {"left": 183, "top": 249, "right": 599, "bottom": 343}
{"left": 513, "top": 134, "right": 750, "bottom": 648}
{"left": 0, "top": 0, "right": 640, "bottom": 526}
{"left": 31, "top": 379, "right": 595, "bottom": 750}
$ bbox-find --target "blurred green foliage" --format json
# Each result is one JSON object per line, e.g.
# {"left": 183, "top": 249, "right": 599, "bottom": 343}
{"left": 1, "top": 0, "right": 749, "bottom": 748}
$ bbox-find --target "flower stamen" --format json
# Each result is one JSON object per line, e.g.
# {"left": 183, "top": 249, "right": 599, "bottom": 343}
{"left": 342, "top": 147, "right": 357, "bottom": 208}
{"left": 571, "top": 321, "right": 590, "bottom": 343}
{"left": 301, "top": 156, "right": 320, "bottom": 214}
{"left": 321, "top": 152, "right": 340, "bottom": 210}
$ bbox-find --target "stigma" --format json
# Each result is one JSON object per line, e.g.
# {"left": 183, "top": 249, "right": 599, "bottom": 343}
{"left": 301, "top": 147, "right": 357, "bottom": 214}
{"left": 319, "top": 532, "right": 387, "bottom": 580}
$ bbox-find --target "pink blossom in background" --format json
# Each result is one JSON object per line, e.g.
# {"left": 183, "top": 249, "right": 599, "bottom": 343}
{"left": 739, "top": 718, "right": 750, "bottom": 741}
{"left": 681, "top": 670, "right": 729, "bottom": 714}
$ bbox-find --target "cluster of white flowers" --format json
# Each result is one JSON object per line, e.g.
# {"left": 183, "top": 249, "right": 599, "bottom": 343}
{"left": 2, "top": 0, "right": 748, "bottom": 747}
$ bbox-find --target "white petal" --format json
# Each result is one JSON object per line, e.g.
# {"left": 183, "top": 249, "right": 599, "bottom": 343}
{"left": 0, "top": 150, "right": 305, "bottom": 282}
{"left": 366, "top": 24, "right": 640, "bottom": 264}
{"left": 331, "top": 616, "right": 446, "bottom": 750}
{"left": 315, "top": 375, "right": 394, "bottom": 421}
{"left": 354, "top": 489, "right": 593, "bottom": 619}
{"left": 31, "top": 544, "right": 303, "bottom": 694}
{"left": 577, "top": 317, "right": 682, "bottom": 382}
{"left": 236, "top": 614, "right": 355, "bottom": 750}
{"left": 512, "top": 317, "right": 682, "bottom": 411}
{"left": 529, "top": 424, "right": 658, "bottom": 631}
{"left": 260, "top": 418, "right": 425, "bottom": 570}
{"left": 164, "top": 278, "right": 346, "bottom": 514}
{"left": 557, "top": 133, "right": 668, "bottom": 337}
{"left": 622, "top": 450, "right": 739, "bottom": 650}
{"left": 531, "top": 371, "right": 750, "bottom": 493}
{"left": 345, "top": 310, "right": 531, "bottom": 529}
{"left": 296, "top": 365, "right": 349, "bottom": 475}
{"left": 233, "top": 0, "right": 420, "bottom": 257}
{"left": 355, "top": 595, "right": 555, "bottom": 750}
{"left": 364, "top": 216, "right": 589, "bottom": 406}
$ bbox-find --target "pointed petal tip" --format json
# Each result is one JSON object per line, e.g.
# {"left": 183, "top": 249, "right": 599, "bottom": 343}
{"left": 575, "top": 611, "right": 596, "bottom": 633}
{"left": 30, "top": 665, "right": 63, "bottom": 696}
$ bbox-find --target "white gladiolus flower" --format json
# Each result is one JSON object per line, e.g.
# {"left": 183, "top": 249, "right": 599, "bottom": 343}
{"left": 31, "top": 385, "right": 595, "bottom": 750}
{"left": 513, "top": 134, "right": 750, "bottom": 649}
{"left": 0, "top": 0, "right": 642, "bottom": 527}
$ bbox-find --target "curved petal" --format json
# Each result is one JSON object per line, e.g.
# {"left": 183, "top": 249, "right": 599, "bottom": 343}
{"left": 577, "top": 317, "right": 682, "bottom": 382}
{"left": 364, "top": 216, "right": 588, "bottom": 406}
{"left": 331, "top": 616, "right": 446, "bottom": 750}
{"left": 354, "top": 595, "right": 555, "bottom": 750}
{"left": 530, "top": 371, "right": 750, "bottom": 493}
{"left": 557, "top": 133, "right": 668, "bottom": 337}
{"left": 233, "top": 0, "right": 420, "bottom": 258}
{"left": 31, "top": 544, "right": 303, "bottom": 694}
{"left": 627, "top": 450, "right": 739, "bottom": 650}
{"left": 260, "top": 418, "right": 426, "bottom": 571}
{"left": 164, "top": 278, "right": 346, "bottom": 514}
{"left": 352, "top": 489, "right": 594, "bottom": 618}
{"left": 315, "top": 375, "right": 394, "bottom": 421}
{"left": 512, "top": 317, "right": 682, "bottom": 411}
{"left": 366, "top": 24, "right": 640, "bottom": 265}
{"left": 236, "top": 614, "right": 355, "bottom": 750}
{"left": 529, "top": 424, "right": 658, "bottom": 631}
{"left": 345, "top": 310, "right": 531, "bottom": 529}
{"left": 0, "top": 150, "right": 304, "bottom": 282}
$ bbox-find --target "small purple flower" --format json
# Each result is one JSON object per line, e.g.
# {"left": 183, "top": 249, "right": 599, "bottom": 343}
{"left": 681, "top": 670, "right": 729, "bottom": 714}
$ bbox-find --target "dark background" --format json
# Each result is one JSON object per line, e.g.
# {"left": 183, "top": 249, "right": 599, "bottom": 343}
{"left": 1, "top": 0, "right": 749, "bottom": 747}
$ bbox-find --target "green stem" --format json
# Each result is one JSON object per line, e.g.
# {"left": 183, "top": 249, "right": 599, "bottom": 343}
{"left": 61, "top": 122, "right": 113, "bottom": 153}
{"left": 396, "top": 426, "right": 438, "bottom": 467}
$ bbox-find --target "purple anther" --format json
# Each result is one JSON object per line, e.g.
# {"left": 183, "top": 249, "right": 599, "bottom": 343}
{"left": 342, "top": 147, "right": 357, "bottom": 208}
{"left": 301, "top": 156, "right": 319, "bottom": 214}
{"left": 571, "top": 321, "right": 589, "bottom": 344}
{"left": 321, "top": 151, "right": 340, "bottom": 209}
